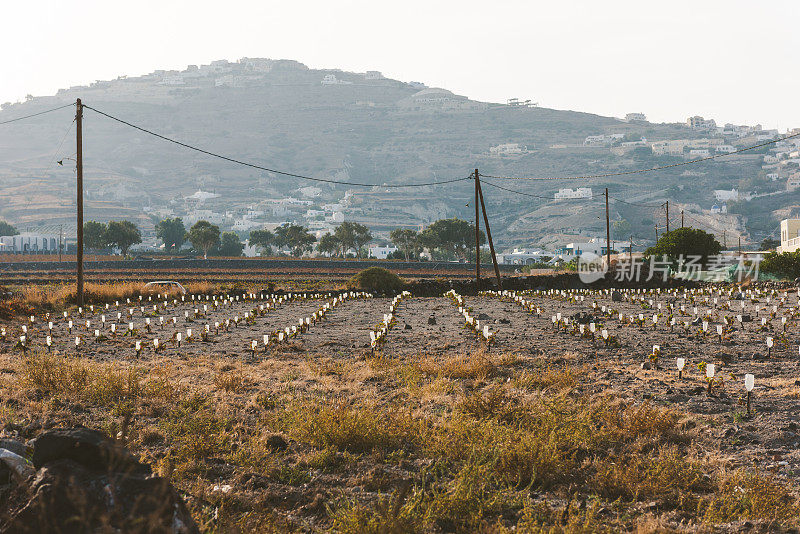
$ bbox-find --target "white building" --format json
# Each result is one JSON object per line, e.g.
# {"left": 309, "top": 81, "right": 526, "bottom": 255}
{"left": 625, "top": 113, "right": 647, "bottom": 122}
{"left": 687, "top": 149, "right": 711, "bottom": 158}
{"left": 321, "top": 74, "right": 352, "bottom": 85}
{"left": 557, "top": 238, "right": 617, "bottom": 257}
{"left": 489, "top": 143, "right": 527, "bottom": 155}
{"left": 364, "top": 71, "right": 383, "bottom": 80}
{"left": 687, "top": 116, "right": 717, "bottom": 130}
{"left": 715, "top": 145, "right": 737, "bottom": 154}
{"left": 554, "top": 188, "right": 592, "bottom": 200}
{"left": 788, "top": 174, "right": 800, "bottom": 191}
{"left": 779, "top": 219, "right": 800, "bottom": 253}
{"left": 714, "top": 189, "right": 740, "bottom": 202}
{"left": 367, "top": 245, "right": 398, "bottom": 259}
{"left": 500, "top": 248, "right": 548, "bottom": 265}
{"left": 0, "top": 233, "right": 60, "bottom": 253}
{"left": 298, "top": 186, "right": 322, "bottom": 198}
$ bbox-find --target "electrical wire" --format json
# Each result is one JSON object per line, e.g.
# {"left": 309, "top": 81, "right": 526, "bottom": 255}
{"left": 83, "top": 104, "right": 472, "bottom": 189}
{"left": 609, "top": 196, "right": 665, "bottom": 208}
{"left": 479, "top": 130, "right": 800, "bottom": 181}
{"left": 479, "top": 176, "right": 603, "bottom": 201}
{"left": 0, "top": 103, "right": 75, "bottom": 125}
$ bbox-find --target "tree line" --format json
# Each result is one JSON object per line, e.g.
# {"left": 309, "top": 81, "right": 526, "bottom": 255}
{"left": 16, "top": 216, "right": 487, "bottom": 260}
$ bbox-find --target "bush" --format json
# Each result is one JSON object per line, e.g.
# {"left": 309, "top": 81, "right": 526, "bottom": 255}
{"left": 347, "top": 267, "right": 404, "bottom": 293}
{"left": 759, "top": 251, "right": 800, "bottom": 280}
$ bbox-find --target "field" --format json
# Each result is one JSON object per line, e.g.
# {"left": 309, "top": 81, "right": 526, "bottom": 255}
{"left": 1, "top": 281, "right": 800, "bottom": 532}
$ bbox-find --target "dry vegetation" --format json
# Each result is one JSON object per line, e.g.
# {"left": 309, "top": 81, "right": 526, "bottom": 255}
{"left": 1, "top": 282, "right": 799, "bottom": 532}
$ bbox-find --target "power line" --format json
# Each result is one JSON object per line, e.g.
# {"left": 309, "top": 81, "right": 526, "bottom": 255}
{"left": 479, "top": 130, "right": 800, "bottom": 181}
{"left": 83, "top": 104, "right": 472, "bottom": 189}
{"left": 609, "top": 196, "right": 664, "bottom": 208}
{"left": 0, "top": 103, "right": 75, "bottom": 125}
{"left": 479, "top": 177, "right": 603, "bottom": 201}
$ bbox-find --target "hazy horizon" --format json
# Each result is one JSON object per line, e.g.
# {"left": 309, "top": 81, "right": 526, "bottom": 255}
{"left": 3, "top": 0, "right": 800, "bottom": 128}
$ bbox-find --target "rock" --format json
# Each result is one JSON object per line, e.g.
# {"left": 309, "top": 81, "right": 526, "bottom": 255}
{"left": 265, "top": 434, "right": 288, "bottom": 452}
{"left": 1, "top": 426, "right": 198, "bottom": 533}
{"left": 640, "top": 362, "right": 652, "bottom": 370}
{"left": 0, "top": 448, "right": 34, "bottom": 483}
{"left": 0, "top": 439, "right": 27, "bottom": 458}
{"left": 499, "top": 318, "right": 510, "bottom": 324}
{"left": 404, "top": 324, "right": 412, "bottom": 330}
{"left": 611, "top": 291, "right": 622, "bottom": 302}
{"left": 427, "top": 316, "right": 436, "bottom": 325}
{"left": 32, "top": 426, "right": 148, "bottom": 475}
{"left": 477, "top": 313, "right": 490, "bottom": 320}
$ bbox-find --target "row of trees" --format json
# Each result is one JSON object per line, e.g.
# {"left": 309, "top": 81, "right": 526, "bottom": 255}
{"left": 76, "top": 216, "right": 485, "bottom": 260}
{"left": 83, "top": 220, "right": 142, "bottom": 256}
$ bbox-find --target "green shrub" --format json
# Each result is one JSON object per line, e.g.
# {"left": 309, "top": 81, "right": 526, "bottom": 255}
{"left": 759, "top": 251, "right": 800, "bottom": 280}
{"left": 347, "top": 267, "right": 404, "bottom": 293}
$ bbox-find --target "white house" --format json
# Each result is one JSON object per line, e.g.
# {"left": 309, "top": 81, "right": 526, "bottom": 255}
{"left": 779, "top": 219, "right": 800, "bottom": 253}
{"left": 710, "top": 204, "right": 727, "bottom": 214}
{"left": 715, "top": 145, "right": 737, "bottom": 154}
{"left": 714, "top": 189, "right": 741, "bottom": 202}
{"left": 625, "top": 113, "right": 647, "bottom": 122}
{"left": 0, "top": 233, "right": 60, "bottom": 253}
{"left": 687, "top": 149, "right": 711, "bottom": 158}
{"left": 554, "top": 188, "right": 592, "bottom": 200}
{"left": 364, "top": 71, "right": 383, "bottom": 80}
{"left": 787, "top": 174, "right": 800, "bottom": 191}
{"left": 489, "top": 143, "right": 527, "bottom": 155}
{"left": 557, "top": 238, "right": 617, "bottom": 257}
{"left": 687, "top": 116, "right": 717, "bottom": 130}
{"left": 500, "top": 248, "right": 548, "bottom": 265}
{"left": 367, "top": 245, "right": 398, "bottom": 259}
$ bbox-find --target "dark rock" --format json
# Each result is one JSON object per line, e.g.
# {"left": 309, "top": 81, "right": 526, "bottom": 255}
{"left": 265, "top": 434, "right": 288, "bottom": 452}
{"left": 2, "top": 426, "right": 197, "bottom": 533}
{"left": 499, "top": 318, "right": 510, "bottom": 324}
{"left": 32, "top": 427, "right": 148, "bottom": 474}
{"left": 640, "top": 362, "right": 652, "bottom": 370}
{"left": 741, "top": 314, "right": 752, "bottom": 322}
{"left": 404, "top": 324, "right": 412, "bottom": 330}
{"left": 611, "top": 291, "right": 622, "bottom": 302}
{"left": 477, "top": 313, "right": 490, "bottom": 320}
{"left": 427, "top": 316, "right": 436, "bottom": 325}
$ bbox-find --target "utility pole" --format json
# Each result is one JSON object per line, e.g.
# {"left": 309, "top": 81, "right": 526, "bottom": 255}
{"left": 738, "top": 236, "right": 742, "bottom": 256}
{"left": 474, "top": 169, "right": 480, "bottom": 289}
{"left": 58, "top": 224, "right": 63, "bottom": 262}
{"left": 665, "top": 201, "right": 669, "bottom": 233}
{"left": 655, "top": 225, "right": 659, "bottom": 241}
{"left": 605, "top": 188, "right": 611, "bottom": 267}
{"left": 629, "top": 236, "right": 633, "bottom": 258}
{"left": 76, "top": 98, "right": 84, "bottom": 307}
{"left": 476, "top": 174, "right": 502, "bottom": 289}
{"left": 681, "top": 209, "right": 684, "bottom": 228}
{"left": 723, "top": 230, "right": 727, "bottom": 249}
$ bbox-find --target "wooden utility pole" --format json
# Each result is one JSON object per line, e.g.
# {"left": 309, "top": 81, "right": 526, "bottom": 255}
{"left": 738, "top": 236, "right": 742, "bottom": 256}
{"left": 604, "top": 188, "right": 611, "bottom": 266}
{"left": 655, "top": 225, "right": 659, "bottom": 241}
{"left": 474, "top": 169, "right": 480, "bottom": 288}
{"left": 58, "top": 224, "right": 63, "bottom": 262}
{"left": 76, "top": 98, "right": 84, "bottom": 306}
{"left": 681, "top": 209, "right": 684, "bottom": 228}
{"left": 723, "top": 229, "right": 727, "bottom": 249}
{"left": 665, "top": 201, "right": 669, "bottom": 233}
{"left": 476, "top": 174, "right": 502, "bottom": 289}
{"left": 629, "top": 236, "right": 633, "bottom": 258}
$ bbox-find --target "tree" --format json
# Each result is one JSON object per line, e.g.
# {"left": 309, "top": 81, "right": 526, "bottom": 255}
{"left": 83, "top": 221, "right": 108, "bottom": 251}
{"left": 390, "top": 228, "right": 419, "bottom": 261}
{"left": 317, "top": 232, "right": 340, "bottom": 257}
{"left": 420, "top": 218, "right": 484, "bottom": 260}
{"left": 104, "top": 220, "right": 142, "bottom": 256}
{"left": 249, "top": 229, "right": 274, "bottom": 256}
{"left": 760, "top": 238, "right": 780, "bottom": 251}
{"left": 760, "top": 252, "right": 800, "bottom": 279}
{"left": 155, "top": 218, "right": 186, "bottom": 252}
{"left": 645, "top": 227, "right": 721, "bottom": 266}
{"left": 273, "top": 223, "right": 316, "bottom": 257}
{"left": 0, "top": 220, "right": 18, "bottom": 237}
{"left": 188, "top": 220, "right": 220, "bottom": 259}
{"left": 217, "top": 232, "right": 244, "bottom": 257}
{"left": 333, "top": 222, "right": 372, "bottom": 257}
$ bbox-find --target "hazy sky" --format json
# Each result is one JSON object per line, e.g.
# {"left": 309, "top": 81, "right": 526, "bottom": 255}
{"left": 3, "top": 0, "right": 799, "bottom": 128}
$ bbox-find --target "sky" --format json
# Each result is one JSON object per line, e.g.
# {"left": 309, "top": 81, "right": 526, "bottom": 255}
{"left": 2, "top": 0, "right": 799, "bottom": 128}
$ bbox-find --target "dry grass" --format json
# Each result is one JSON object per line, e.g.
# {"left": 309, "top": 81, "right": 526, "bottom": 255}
{"left": 13, "top": 281, "right": 217, "bottom": 311}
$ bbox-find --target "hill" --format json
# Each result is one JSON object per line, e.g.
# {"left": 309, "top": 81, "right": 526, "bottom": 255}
{"left": 0, "top": 58, "right": 780, "bottom": 249}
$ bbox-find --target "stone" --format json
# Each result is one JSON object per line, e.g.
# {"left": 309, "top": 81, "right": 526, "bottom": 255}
{"left": 2, "top": 426, "right": 197, "bottom": 533}
{"left": 611, "top": 291, "right": 622, "bottom": 302}
{"left": 265, "top": 434, "right": 288, "bottom": 452}
{"left": 32, "top": 426, "right": 148, "bottom": 475}
{"left": 427, "top": 316, "right": 436, "bottom": 325}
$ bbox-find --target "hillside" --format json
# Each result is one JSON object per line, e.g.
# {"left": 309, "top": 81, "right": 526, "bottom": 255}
{"left": 0, "top": 58, "right": 779, "bottom": 249}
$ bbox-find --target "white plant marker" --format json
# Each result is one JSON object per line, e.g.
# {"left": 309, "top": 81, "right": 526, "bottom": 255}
{"left": 745, "top": 373, "right": 755, "bottom": 415}
{"left": 676, "top": 357, "right": 685, "bottom": 379}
